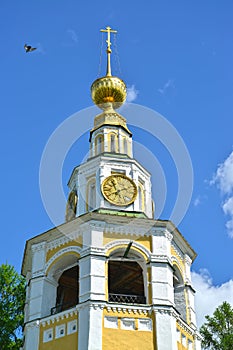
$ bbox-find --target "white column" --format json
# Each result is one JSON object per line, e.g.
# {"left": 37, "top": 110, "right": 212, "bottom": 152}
{"left": 103, "top": 130, "right": 109, "bottom": 152}
{"left": 129, "top": 137, "right": 133, "bottom": 157}
{"left": 78, "top": 303, "right": 103, "bottom": 350}
{"left": 154, "top": 308, "right": 177, "bottom": 350}
{"left": 79, "top": 224, "right": 106, "bottom": 303}
{"left": 194, "top": 332, "right": 202, "bottom": 350}
{"left": 184, "top": 254, "right": 197, "bottom": 328}
{"left": 151, "top": 230, "right": 174, "bottom": 305}
{"left": 28, "top": 242, "right": 46, "bottom": 320}
{"left": 41, "top": 277, "right": 58, "bottom": 317}
{"left": 144, "top": 177, "right": 153, "bottom": 218}
{"left": 23, "top": 321, "right": 40, "bottom": 350}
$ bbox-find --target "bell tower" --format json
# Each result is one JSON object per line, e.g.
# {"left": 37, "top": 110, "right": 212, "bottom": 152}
{"left": 22, "top": 27, "right": 202, "bottom": 350}
{"left": 66, "top": 26, "right": 153, "bottom": 221}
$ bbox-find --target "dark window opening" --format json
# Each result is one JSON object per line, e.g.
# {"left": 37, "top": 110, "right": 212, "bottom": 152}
{"left": 52, "top": 265, "right": 79, "bottom": 314}
{"left": 173, "top": 268, "right": 186, "bottom": 321}
{"left": 108, "top": 260, "right": 146, "bottom": 304}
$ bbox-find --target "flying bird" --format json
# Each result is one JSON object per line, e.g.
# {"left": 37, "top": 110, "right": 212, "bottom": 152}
{"left": 24, "top": 44, "right": 37, "bottom": 53}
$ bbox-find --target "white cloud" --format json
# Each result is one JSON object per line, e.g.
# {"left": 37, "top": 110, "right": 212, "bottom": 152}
{"left": 211, "top": 151, "right": 233, "bottom": 237}
{"left": 210, "top": 151, "right": 233, "bottom": 194}
{"left": 222, "top": 197, "right": 233, "bottom": 237}
{"left": 193, "top": 196, "right": 201, "bottom": 207}
{"left": 158, "top": 79, "right": 175, "bottom": 95}
{"left": 67, "top": 29, "right": 78, "bottom": 43}
{"left": 126, "top": 85, "right": 138, "bottom": 103}
{"left": 192, "top": 269, "right": 233, "bottom": 328}
{"left": 193, "top": 195, "right": 207, "bottom": 207}
{"left": 222, "top": 196, "right": 233, "bottom": 215}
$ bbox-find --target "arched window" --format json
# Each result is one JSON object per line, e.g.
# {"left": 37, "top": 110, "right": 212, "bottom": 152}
{"left": 138, "top": 181, "right": 145, "bottom": 211}
{"left": 52, "top": 265, "right": 79, "bottom": 314}
{"left": 123, "top": 137, "right": 128, "bottom": 155}
{"left": 95, "top": 134, "right": 104, "bottom": 155}
{"left": 173, "top": 266, "right": 187, "bottom": 321}
{"left": 108, "top": 248, "right": 147, "bottom": 304}
{"left": 87, "top": 179, "right": 96, "bottom": 211}
{"left": 110, "top": 134, "right": 116, "bottom": 153}
{"left": 65, "top": 190, "right": 78, "bottom": 222}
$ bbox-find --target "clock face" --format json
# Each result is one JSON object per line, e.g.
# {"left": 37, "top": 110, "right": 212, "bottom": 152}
{"left": 101, "top": 174, "right": 137, "bottom": 206}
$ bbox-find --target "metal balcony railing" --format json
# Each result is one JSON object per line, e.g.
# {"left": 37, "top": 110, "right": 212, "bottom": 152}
{"left": 51, "top": 301, "right": 78, "bottom": 315}
{"left": 108, "top": 293, "right": 146, "bottom": 304}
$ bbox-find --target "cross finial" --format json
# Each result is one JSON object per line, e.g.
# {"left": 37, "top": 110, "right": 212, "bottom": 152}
{"left": 100, "top": 26, "right": 117, "bottom": 76}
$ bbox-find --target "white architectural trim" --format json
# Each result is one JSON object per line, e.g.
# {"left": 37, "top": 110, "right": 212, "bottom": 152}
{"left": 171, "top": 256, "right": 184, "bottom": 275}
{"left": 45, "top": 245, "right": 82, "bottom": 275}
{"left": 105, "top": 239, "right": 151, "bottom": 261}
{"left": 24, "top": 320, "right": 40, "bottom": 350}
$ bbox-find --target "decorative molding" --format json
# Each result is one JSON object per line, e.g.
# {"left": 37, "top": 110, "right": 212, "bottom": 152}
{"left": 31, "top": 269, "right": 45, "bottom": 278}
{"left": 45, "top": 246, "right": 82, "bottom": 274}
{"left": 164, "top": 229, "right": 173, "bottom": 242}
{"left": 171, "top": 255, "right": 184, "bottom": 275}
{"left": 67, "top": 320, "right": 78, "bottom": 334}
{"left": 150, "top": 254, "right": 172, "bottom": 266}
{"left": 24, "top": 320, "right": 40, "bottom": 329}
{"left": 138, "top": 318, "right": 152, "bottom": 331}
{"left": 104, "top": 223, "right": 152, "bottom": 236}
{"left": 31, "top": 242, "right": 46, "bottom": 253}
{"left": 41, "top": 308, "right": 78, "bottom": 327}
{"left": 80, "top": 246, "right": 106, "bottom": 258}
{"left": 105, "top": 239, "right": 151, "bottom": 261}
{"left": 172, "top": 241, "right": 184, "bottom": 261}
{"left": 184, "top": 254, "right": 192, "bottom": 266}
{"left": 88, "top": 220, "right": 106, "bottom": 231}
{"left": 46, "top": 233, "right": 81, "bottom": 252}
{"left": 105, "top": 305, "right": 151, "bottom": 315}
{"left": 177, "top": 318, "right": 195, "bottom": 336}
{"left": 104, "top": 316, "right": 118, "bottom": 329}
{"left": 193, "top": 331, "right": 203, "bottom": 342}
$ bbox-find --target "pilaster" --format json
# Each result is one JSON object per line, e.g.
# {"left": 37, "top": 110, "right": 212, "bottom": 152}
{"left": 79, "top": 223, "right": 106, "bottom": 303}
{"left": 184, "top": 254, "right": 197, "bottom": 328}
{"left": 78, "top": 302, "right": 103, "bottom": 350}
{"left": 150, "top": 229, "right": 174, "bottom": 306}
{"left": 23, "top": 320, "right": 40, "bottom": 350}
{"left": 154, "top": 307, "right": 177, "bottom": 350}
{"left": 27, "top": 242, "right": 46, "bottom": 321}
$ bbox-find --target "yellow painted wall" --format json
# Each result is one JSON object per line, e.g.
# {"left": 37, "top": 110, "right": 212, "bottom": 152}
{"left": 103, "top": 328, "right": 154, "bottom": 350}
{"left": 39, "top": 333, "right": 78, "bottom": 350}
{"left": 177, "top": 342, "right": 187, "bottom": 350}
{"left": 104, "top": 233, "right": 151, "bottom": 252}
{"left": 171, "top": 246, "right": 184, "bottom": 272}
{"left": 103, "top": 308, "right": 154, "bottom": 350}
{"left": 39, "top": 314, "right": 78, "bottom": 350}
{"left": 176, "top": 321, "right": 194, "bottom": 350}
{"left": 46, "top": 239, "right": 82, "bottom": 262}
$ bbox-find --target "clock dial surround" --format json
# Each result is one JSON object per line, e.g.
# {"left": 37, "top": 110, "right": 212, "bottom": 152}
{"left": 101, "top": 174, "right": 137, "bottom": 206}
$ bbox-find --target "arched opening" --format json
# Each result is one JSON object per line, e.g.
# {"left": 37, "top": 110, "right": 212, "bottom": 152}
{"left": 173, "top": 265, "right": 187, "bottom": 321}
{"left": 52, "top": 265, "right": 79, "bottom": 314}
{"left": 108, "top": 260, "right": 146, "bottom": 304}
{"left": 123, "top": 137, "right": 128, "bottom": 155}
{"left": 110, "top": 134, "right": 116, "bottom": 153}
{"left": 95, "top": 134, "right": 104, "bottom": 155}
{"left": 138, "top": 181, "right": 145, "bottom": 211}
{"left": 65, "top": 190, "right": 78, "bottom": 222}
{"left": 86, "top": 179, "right": 96, "bottom": 211}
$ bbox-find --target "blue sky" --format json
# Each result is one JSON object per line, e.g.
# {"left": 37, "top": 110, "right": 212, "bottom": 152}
{"left": 1, "top": 1, "right": 233, "bottom": 326}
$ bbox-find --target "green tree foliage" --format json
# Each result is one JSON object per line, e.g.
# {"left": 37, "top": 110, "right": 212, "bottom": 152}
{"left": 200, "top": 301, "right": 233, "bottom": 350}
{"left": 0, "top": 264, "right": 26, "bottom": 349}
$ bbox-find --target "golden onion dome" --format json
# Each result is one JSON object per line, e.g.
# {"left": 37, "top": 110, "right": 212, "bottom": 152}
{"left": 91, "top": 26, "right": 127, "bottom": 110}
{"left": 91, "top": 75, "right": 126, "bottom": 110}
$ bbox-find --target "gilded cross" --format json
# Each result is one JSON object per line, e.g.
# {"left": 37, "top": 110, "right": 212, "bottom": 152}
{"left": 100, "top": 26, "right": 117, "bottom": 76}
